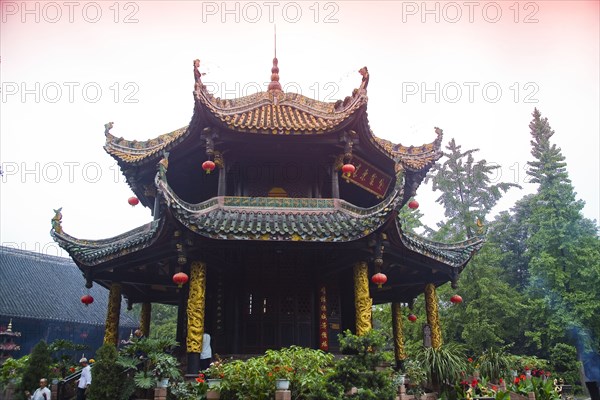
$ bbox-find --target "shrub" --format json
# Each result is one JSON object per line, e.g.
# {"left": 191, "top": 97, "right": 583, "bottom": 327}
{"left": 550, "top": 343, "right": 581, "bottom": 387}
{"left": 20, "top": 340, "right": 52, "bottom": 399}
{"left": 322, "top": 330, "right": 397, "bottom": 400}
{"left": 88, "top": 344, "right": 135, "bottom": 400}
{"left": 218, "top": 346, "right": 335, "bottom": 400}
{"left": 0, "top": 356, "right": 28, "bottom": 391}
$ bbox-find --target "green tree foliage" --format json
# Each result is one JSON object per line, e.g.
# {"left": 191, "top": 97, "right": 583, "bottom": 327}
{"left": 414, "top": 137, "right": 522, "bottom": 354}
{"left": 129, "top": 303, "right": 177, "bottom": 340}
{"left": 441, "top": 244, "right": 529, "bottom": 355}
{"left": 20, "top": 340, "right": 51, "bottom": 399}
{"left": 88, "top": 344, "right": 135, "bottom": 400}
{"left": 426, "top": 138, "right": 520, "bottom": 240}
{"left": 372, "top": 110, "right": 598, "bottom": 390}
{"left": 524, "top": 109, "right": 600, "bottom": 376}
{"left": 397, "top": 200, "right": 427, "bottom": 234}
{"left": 487, "top": 195, "right": 535, "bottom": 290}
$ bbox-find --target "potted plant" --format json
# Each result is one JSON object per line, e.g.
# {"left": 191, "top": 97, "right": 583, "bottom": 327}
{"left": 270, "top": 365, "right": 294, "bottom": 390}
{"left": 170, "top": 372, "right": 208, "bottom": 400}
{"left": 118, "top": 337, "right": 181, "bottom": 390}
{"left": 150, "top": 353, "right": 181, "bottom": 388}
{"left": 205, "top": 358, "right": 225, "bottom": 389}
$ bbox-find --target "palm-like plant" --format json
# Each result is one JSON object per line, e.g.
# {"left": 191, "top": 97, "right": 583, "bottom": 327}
{"left": 417, "top": 343, "right": 467, "bottom": 393}
{"left": 118, "top": 337, "right": 180, "bottom": 389}
{"left": 478, "top": 346, "right": 513, "bottom": 382}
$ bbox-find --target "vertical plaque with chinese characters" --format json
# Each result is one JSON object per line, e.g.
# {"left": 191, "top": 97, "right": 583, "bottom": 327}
{"left": 318, "top": 285, "right": 329, "bottom": 351}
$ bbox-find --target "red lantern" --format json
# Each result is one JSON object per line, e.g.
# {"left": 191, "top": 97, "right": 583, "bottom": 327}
{"left": 408, "top": 314, "right": 417, "bottom": 322}
{"left": 128, "top": 197, "right": 139, "bottom": 207}
{"left": 371, "top": 272, "right": 387, "bottom": 288}
{"left": 450, "top": 294, "right": 463, "bottom": 304}
{"left": 81, "top": 294, "right": 94, "bottom": 306}
{"left": 341, "top": 163, "right": 355, "bottom": 177}
{"left": 172, "top": 272, "right": 189, "bottom": 288}
{"left": 202, "top": 160, "right": 216, "bottom": 174}
{"left": 408, "top": 200, "right": 419, "bottom": 209}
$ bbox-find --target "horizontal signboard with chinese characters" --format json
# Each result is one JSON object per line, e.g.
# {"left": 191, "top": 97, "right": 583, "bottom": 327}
{"left": 344, "top": 156, "right": 392, "bottom": 198}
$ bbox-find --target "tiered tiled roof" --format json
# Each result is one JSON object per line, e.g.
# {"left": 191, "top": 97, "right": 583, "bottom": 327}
{"left": 371, "top": 127, "right": 444, "bottom": 171}
{"left": 51, "top": 219, "right": 164, "bottom": 266}
{"left": 104, "top": 126, "right": 188, "bottom": 165}
{"left": 103, "top": 63, "right": 442, "bottom": 174}
{"left": 196, "top": 86, "right": 367, "bottom": 134}
{"left": 395, "top": 219, "right": 485, "bottom": 268}
{"left": 158, "top": 175, "right": 399, "bottom": 242}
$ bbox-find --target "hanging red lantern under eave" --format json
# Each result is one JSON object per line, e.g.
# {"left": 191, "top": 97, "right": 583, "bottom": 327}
{"left": 341, "top": 163, "right": 355, "bottom": 177}
{"left": 81, "top": 294, "right": 94, "bottom": 306}
{"left": 408, "top": 200, "right": 419, "bottom": 209}
{"left": 408, "top": 314, "right": 417, "bottom": 322}
{"left": 450, "top": 294, "right": 463, "bottom": 304}
{"left": 128, "top": 196, "right": 139, "bottom": 207}
{"left": 172, "top": 272, "right": 189, "bottom": 288}
{"left": 371, "top": 272, "right": 387, "bottom": 288}
{"left": 202, "top": 160, "right": 216, "bottom": 174}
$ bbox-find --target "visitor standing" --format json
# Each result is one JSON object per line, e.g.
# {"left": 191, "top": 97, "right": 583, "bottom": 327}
{"left": 199, "top": 332, "right": 212, "bottom": 371}
{"left": 76, "top": 357, "right": 92, "bottom": 400}
{"left": 26, "top": 378, "right": 51, "bottom": 400}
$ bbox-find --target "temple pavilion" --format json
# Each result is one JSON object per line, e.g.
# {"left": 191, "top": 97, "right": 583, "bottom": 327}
{"left": 52, "top": 56, "right": 483, "bottom": 373}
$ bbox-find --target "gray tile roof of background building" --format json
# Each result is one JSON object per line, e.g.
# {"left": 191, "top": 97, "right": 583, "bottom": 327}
{"left": 0, "top": 246, "right": 138, "bottom": 327}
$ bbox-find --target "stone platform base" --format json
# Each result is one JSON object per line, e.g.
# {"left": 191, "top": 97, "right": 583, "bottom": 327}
{"left": 275, "top": 389, "right": 291, "bottom": 400}
{"left": 154, "top": 387, "right": 167, "bottom": 400}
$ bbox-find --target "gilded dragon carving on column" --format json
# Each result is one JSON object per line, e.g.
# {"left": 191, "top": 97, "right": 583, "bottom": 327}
{"left": 392, "top": 302, "right": 407, "bottom": 361}
{"left": 353, "top": 261, "right": 372, "bottom": 336}
{"left": 187, "top": 261, "right": 206, "bottom": 353}
{"left": 104, "top": 283, "right": 122, "bottom": 345}
{"left": 425, "top": 283, "right": 443, "bottom": 349}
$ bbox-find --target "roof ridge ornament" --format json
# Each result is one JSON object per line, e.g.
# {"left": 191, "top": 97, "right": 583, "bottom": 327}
{"left": 51, "top": 207, "right": 63, "bottom": 234}
{"left": 267, "top": 25, "right": 282, "bottom": 95}
{"left": 359, "top": 67, "right": 369, "bottom": 91}
{"left": 194, "top": 59, "right": 206, "bottom": 92}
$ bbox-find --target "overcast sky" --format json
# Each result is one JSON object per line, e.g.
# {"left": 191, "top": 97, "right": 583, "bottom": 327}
{"left": 1, "top": 0, "right": 598, "bottom": 258}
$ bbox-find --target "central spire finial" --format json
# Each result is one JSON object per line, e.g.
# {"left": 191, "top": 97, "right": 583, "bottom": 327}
{"left": 268, "top": 24, "right": 282, "bottom": 93}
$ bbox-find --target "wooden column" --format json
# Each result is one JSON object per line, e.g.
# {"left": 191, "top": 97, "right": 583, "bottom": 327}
{"left": 331, "top": 165, "right": 339, "bottom": 198}
{"left": 175, "top": 288, "right": 188, "bottom": 350}
{"left": 217, "top": 161, "right": 226, "bottom": 196}
{"left": 424, "top": 283, "right": 442, "bottom": 349}
{"left": 140, "top": 302, "right": 151, "bottom": 337}
{"left": 187, "top": 261, "right": 207, "bottom": 374}
{"left": 392, "top": 302, "right": 407, "bottom": 369}
{"left": 353, "top": 261, "right": 372, "bottom": 336}
{"left": 103, "top": 283, "right": 122, "bottom": 345}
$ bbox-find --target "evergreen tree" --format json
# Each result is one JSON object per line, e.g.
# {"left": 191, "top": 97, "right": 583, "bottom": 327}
{"left": 20, "top": 340, "right": 52, "bottom": 399}
{"left": 524, "top": 108, "right": 600, "bottom": 380}
{"left": 426, "top": 138, "right": 520, "bottom": 241}
{"left": 398, "top": 198, "right": 428, "bottom": 234}
{"left": 440, "top": 243, "right": 529, "bottom": 355}
{"left": 487, "top": 195, "right": 535, "bottom": 290}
